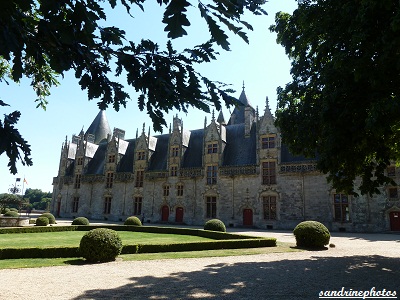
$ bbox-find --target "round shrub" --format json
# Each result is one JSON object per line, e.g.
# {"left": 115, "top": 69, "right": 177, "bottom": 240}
{"left": 79, "top": 228, "right": 122, "bottom": 263}
{"left": 124, "top": 216, "right": 142, "bottom": 226}
{"left": 1, "top": 207, "right": 10, "bottom": 214}
{"left": 36, "top": 216, "right": 49, "bottom": 226}
{"left": 3, "top": 211, "right": 19, "bottom": 217}
{"left": 293, "top": 220, "right": 330, "bottom": 248}
{"left": 9, "top": 208, "right": 18, "bottom": 212}
{"left": 204, "top": 219, "right": 226, "bottom": 232}
{"left": 40, "top": 213, "right": 56, "bottom": 224}
{"left": 72, "top": 217, "right": 90, "bottom": 225}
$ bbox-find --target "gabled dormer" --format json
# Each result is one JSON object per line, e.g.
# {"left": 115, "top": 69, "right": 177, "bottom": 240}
{"left": 167, "top": 115, "right": 191, "bottom": 176}
{"left": 258, "top": 97, "right": 279, "bottom": 186}
{"left": 134, "top": 124, "right": 157, "bottom": 170}
{"left": 58, "top": 136, "right": 76, "bottom": 177}
{"left": 204, "top": 111, "right": 226, "bottom": 166}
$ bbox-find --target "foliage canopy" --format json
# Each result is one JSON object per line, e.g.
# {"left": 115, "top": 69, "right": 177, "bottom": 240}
{"left": 270, "top": 0, "right": 400, "bottom": 195}
{"left": 0, "top": 0, "right": 267, "bottom": 174}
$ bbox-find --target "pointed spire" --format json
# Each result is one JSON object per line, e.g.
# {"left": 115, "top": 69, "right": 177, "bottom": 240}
{"left": 142, "top": 122, "right": 145, "bottom": 134}
{"left": 217, "top": 110, "right": 226, "bottom": 125}
{"left": 227, "top": 83, "right": 253, "bottom": 125}
{"left": 85, "top": 110, "right": 112, "bottom": 144}
{"left": 264, "top": 96, "right": 273, "bottom": 118}
{"left": 79, "top": 126, "right": 84, "bottom": 136}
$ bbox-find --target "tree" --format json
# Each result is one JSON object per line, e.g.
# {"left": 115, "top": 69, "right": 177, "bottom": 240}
{"left": 0, "top": 193, "right": 28, "bottom": 212}
{"left": 24, "top": 188, "right": 52, "bottom": 210}
{"left": 0, "top": 0, "right": 267, "bottom": 174}
{"left": 270, "top": 0, "right": 400, "bottom": 196}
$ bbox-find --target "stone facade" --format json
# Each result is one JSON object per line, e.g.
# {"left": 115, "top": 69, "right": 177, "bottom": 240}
{"left": 51, "top": 89, "right": 400, "bottom": 232}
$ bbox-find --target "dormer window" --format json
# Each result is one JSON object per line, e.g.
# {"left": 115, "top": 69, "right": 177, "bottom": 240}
{"left": 137, "top": 151, "right": 146, "bottom": 160}
{"left": 261, "top": 135, "right": 275, "bottom": 149}
{"left": 108, "top": 154, "right": 116, "bottom": 163}
{"left": 207, "top": 143, "right": 218, "bottom": 154}
{"left": 171, "top": 146, "right": 179, "bottom": 157}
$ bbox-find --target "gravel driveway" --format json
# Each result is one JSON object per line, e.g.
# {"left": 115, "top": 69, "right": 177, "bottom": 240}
{"left": 1, "top": 229, "right": 399, "bottom": 300}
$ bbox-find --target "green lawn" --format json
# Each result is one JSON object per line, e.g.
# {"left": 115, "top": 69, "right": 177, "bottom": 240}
{"left": 0, "top": 241, "right": 300, "bottom": 269}
{"left": 0, "top": 231, "right": 213, "bottom": 248}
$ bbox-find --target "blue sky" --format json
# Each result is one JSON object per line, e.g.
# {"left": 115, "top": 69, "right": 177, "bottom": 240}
{"left": 0, "top": 0, "right": 297, "bottom": 194}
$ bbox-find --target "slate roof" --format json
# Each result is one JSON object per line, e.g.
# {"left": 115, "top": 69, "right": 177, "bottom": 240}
{"left": 181, "top": 129, "right": 204, "bottom": 168}
{"left": 76, "top": 97, "right": 312, "bottom": 177}
{"left": 86, "top": 142, "right": 107, "bottom": 174}
{"left": 117, "top": 140, "right": 136, "bottom": 173}
{"left": 85, "top": 110, "right": 112, "bottom": 144}
{"left": 227, "top": 88, "right": 251, "bottom": 125}
{"left": 222, "top": 123, "right": 257, "bottom": 166}
{"left": 148, "top": 134, "right": 169, "bottom": 171}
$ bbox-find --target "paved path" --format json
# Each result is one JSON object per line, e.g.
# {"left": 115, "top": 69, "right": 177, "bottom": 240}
{"left": 1, "top": 221, "right": 400, "bottom": 299}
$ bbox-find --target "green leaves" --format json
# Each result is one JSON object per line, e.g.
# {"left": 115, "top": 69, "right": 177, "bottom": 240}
{"left": 0, "top": 107, "right": 33, "bottom": 174}
{"left": 163, "top": 0, "right": 191, "bottom": 38}
{"left": 0, "top": 0, "right": 267, "bottom": 174}
{"left": 272, "top": 0, "right": 400, "bottom": 196}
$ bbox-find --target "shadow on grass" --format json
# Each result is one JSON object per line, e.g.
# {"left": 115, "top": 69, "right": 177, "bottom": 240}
{"left": 72, "top": 255, "right": 399, "bottom": 300}
{"left": 63, "top": 259, "right": 86, "bottom": 265}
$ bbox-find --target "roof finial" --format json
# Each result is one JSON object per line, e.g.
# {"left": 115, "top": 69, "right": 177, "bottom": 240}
{"left": 242, "top": 80, "right": 245, "bottom": 91}
{"left": 142, "top": 123, "right": 145, "bottom": 134}
{"left": 212, "top": 110, "right": 215, "bottom": 121}
{"left": 266, "top": 96, "right": 270, "bottom": 110}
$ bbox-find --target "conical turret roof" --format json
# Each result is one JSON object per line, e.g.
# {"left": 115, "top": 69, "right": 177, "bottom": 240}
{"left": 227, "top": 85, "right": 253, "bottom": 125}
{"left": 85, "top": 110, "right": 112, "bottom": 144}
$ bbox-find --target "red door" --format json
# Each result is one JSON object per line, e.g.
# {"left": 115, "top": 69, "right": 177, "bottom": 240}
{"left": 390, "top": 211, "right": 400, "bottom": 231}
{"left": 175, "top": 207, "right": 184, "bottom": 223}
{"left": 243, "top": 209, "right": 253, "bottom": 226}
{"left": 161, "top": 205, "right": 169, "bottom": 222}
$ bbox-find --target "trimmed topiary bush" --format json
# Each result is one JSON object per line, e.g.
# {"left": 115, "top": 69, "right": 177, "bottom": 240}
{"left": 79, "top": 228, "right": 122, "bottom": 263}
{"left": 204, "top": 219, "right": 226, "bottom": 232}
{"left": 40, "top": 213, "right": 56, "bottom": 224}
{"left": 124, "top": 216, "right": 142, "bottom": 226}
{"left": 72, "top": 217, "right": 90, "bottom": 225}
{"left": 36, "top": 216, "right": 49, "bottom": 226}
{"left": 293, "top": 220, "right": 330, "bottom": 249}
{"left": 3, "top": 211, "right": 19, "bottom": 217}
{"left": 1, "top": 207, "right": 10, "bottom": 214}
{"left": 9, "top": 208, "right": 18, "bottom": 212}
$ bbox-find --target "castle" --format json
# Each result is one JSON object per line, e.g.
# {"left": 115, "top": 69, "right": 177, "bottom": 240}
{"left": 51, "top": 87, "right": 400, "bottom": 232}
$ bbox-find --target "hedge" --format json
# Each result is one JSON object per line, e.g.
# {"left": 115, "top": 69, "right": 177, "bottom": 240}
{"left": 0, "top": 225, "right": 277, "bottom": 259}
{"left": 0, "top": 238, "right": 276, "bottom": 259}
{"left": 0, "top": 247, "right": 79, "bottom": 259}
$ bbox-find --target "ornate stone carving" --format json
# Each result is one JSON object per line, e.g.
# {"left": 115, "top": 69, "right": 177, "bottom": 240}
{"left": 180, "top": 168, "right": 203, "bottom": 178}
{"left": 279, "top": 163, "right": 318, "bottom": 173}
{"left": 220, "top": 165, "right": 257, "bottom": 176}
